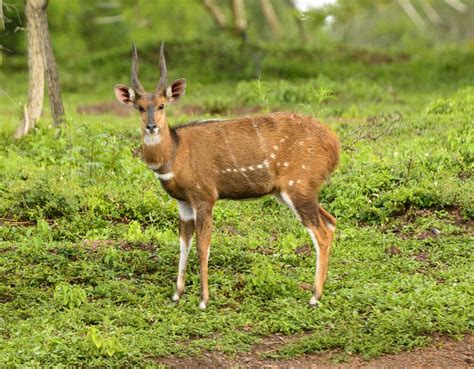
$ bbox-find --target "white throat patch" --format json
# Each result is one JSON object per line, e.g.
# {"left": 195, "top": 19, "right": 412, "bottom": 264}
{"left": 143, "top": 133, "right": 161, "bottom": 145}
{"left": 155, "top": 172, "right": 174, "bottom": 181}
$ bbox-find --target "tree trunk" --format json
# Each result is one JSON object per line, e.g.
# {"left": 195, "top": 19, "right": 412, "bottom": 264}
{"left": 260, "top": 0, "right": 282, "bottom": 39}
{"left": 15, "top": 0, "right": 45, "bottom": 139}
{"left": 201, "top": 0, "right": 227, "bottom": 30}
{"left": 285, "top": 0, "right": 309, "bottom": 43}
{"left": 231, "top": 0, "right": 247, "bottom": 40}
{"left": 38, "top": 2, "right": 65, "bottom": 126}
{"left": 1, "top": 0, "right": 5, "bottom": 30}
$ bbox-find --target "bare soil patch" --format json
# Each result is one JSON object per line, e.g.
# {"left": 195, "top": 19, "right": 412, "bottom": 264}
{"left": 156, "top": 334, "right": 473, "bottom": 368}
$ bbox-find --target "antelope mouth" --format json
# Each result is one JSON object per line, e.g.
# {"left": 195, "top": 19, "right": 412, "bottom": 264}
{"left": 143, "top": 130, "right": 161, "bottom": 145}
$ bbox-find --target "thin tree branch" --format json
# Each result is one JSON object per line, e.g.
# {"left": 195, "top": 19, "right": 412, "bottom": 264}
{"left": 398, "top": 0, "right": 425, "bottom": 31}
{"left": 419, "top": 0, "right": 442, "bottom": 24}
{"left": 201, "top": 0, "right": 227, "bottom": 30}
{"left": 444, "top": 0, "right": 467, "bottom": 13}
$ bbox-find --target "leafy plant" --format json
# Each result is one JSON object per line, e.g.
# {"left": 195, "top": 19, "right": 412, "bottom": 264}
{"left": 54, "top": 283, "right": 87, "bottom": 309}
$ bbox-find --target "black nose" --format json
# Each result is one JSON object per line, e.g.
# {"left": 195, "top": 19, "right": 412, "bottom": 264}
{"left": 146, "top": 123, "right": 157, "bottom": 131}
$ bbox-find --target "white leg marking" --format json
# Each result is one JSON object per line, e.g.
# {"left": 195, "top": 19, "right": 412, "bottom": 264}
{"left": 155, "top": 172, "right": 174, "bottom": 181}
{"left": 278, "top": 192, "right": 301, "bottom": 221}
{"left": 175, "top": 236, "right": 192, "bottom": 299}
{"left": 178, "top": 201, "right": 195, "bottom": 222}
{"left": 307, "top": 228, "right": 320, "bottom": 306}
{"left": 199, "top": 301, "right": 207, "bottom": 310}
{"left": 326, "top": 221, "right": 336, "bottom": 232}
{"left": 143, "top": 133, "right": 161, "bottom": 145}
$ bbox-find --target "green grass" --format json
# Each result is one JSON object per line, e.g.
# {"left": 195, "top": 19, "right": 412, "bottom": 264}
{"left": 0, "top": 44, "right": 473, "bottom": 366}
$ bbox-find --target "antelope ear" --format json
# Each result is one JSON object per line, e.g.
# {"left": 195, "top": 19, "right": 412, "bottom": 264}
{"left": 114, "top": 84, "right": 138, "bottom": 105}
{"left": 166, "top": 79, "right": 186, "bottom": 104}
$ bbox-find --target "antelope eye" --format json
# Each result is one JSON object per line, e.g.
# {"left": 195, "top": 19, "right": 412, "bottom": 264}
{"left": 138, "top": 106, "right": 145, "bottom": 112}
{"left": 158, "top": 104, "right": 165, "bottom": 110}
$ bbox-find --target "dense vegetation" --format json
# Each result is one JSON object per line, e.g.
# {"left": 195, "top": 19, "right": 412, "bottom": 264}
{"left": 0, "top": 0, "right": 473, "bottom": 366}
{"left": 1, "top": 40, "right": 472, "bottom": 365}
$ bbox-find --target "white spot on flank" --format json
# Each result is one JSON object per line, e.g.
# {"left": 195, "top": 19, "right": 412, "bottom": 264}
{"left": 283, "top": 162, "right": 289, "bottom": 167}
{"left": 143, "top": 133, "right": 161, "bottom": 145}
{"left": 241, "top": 167, "right": 247, "bottom": 172}
{"left": 302, "top": 165, "right": 306, "bottom": 170}
{"left": 257, "top": 164, "right": 263, "bottom": 169}
{"left": 263, "top": 159, "right": 270, "bottom": 166}
{"left": 280, "top": 138, "right": 285, "bottom": 143}
{"left": 277, "top": 162, "right": 281, "bottom": 166}
{"left": 178, "top": 201, "right": 195, "bottom": 222}
{"left": 299, "top": 141, "right": 304, "bottom": 145}
{"left": 297, "top": 179, "right": 302, "bottom": 184}
{"left": 248, "top": 166, "right": 254, "bottom": 170}
{"left": 196, "top": 184, "right": 201, "bottom": 189}
{"left": 270, "top": 153, "right": 276, "bottom": 159}
{"left": 226, "top": 168, "right": 232, "bottom": 172}
{"left": 289, "top": 180, "right": 294, "bottom": 186}
{"left": 277, "top": 192, "right": 301, "bottom": 221}
{"left": 155, "top": 172, "right": 174, "bottom": 181}
{"left": 233, "top": 169, "right": 238, "bottom": 172}
{"left": 273, "top": 145, "right": 279, "bottom": 151}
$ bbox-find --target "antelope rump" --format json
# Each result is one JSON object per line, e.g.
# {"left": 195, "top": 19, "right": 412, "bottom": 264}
{"left": 114, "top": 43, "right": 340, "bottom": 309}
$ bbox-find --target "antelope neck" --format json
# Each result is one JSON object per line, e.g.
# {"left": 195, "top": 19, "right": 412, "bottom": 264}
{"left": 143, "top": 125, "right": 178, "bottom": 175}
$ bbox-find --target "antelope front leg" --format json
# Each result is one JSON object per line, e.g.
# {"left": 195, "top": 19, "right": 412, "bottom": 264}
{"left": 194, "top": 202, "right": 214, "bottom": 309}
{"left": 173, "top": 201, "right": 195, "bottom": 303}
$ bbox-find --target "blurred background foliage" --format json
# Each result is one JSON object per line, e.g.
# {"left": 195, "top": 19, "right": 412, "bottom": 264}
{"left": 1, "top": 0, "right": 473, "bottom": 78}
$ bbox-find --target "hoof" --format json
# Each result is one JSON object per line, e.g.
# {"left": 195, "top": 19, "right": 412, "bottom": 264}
{"left": 309, "top": 296, "right": 320, "bottom": 307}
{"left": 199, "top": 300, "right": 207, "bottom": 310}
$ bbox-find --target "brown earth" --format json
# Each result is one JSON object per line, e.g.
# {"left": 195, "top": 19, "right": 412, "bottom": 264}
{"left": 156, "top": 334, "right": 473, "bottom": 368}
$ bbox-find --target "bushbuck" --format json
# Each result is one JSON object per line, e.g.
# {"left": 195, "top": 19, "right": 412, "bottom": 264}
{"left": 114, "top": 43, "right": 340, "bottom": 309}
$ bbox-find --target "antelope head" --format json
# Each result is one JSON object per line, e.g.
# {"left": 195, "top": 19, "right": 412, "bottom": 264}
{"left": 114, "top": 43, "right": 186, "bottom": 143}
